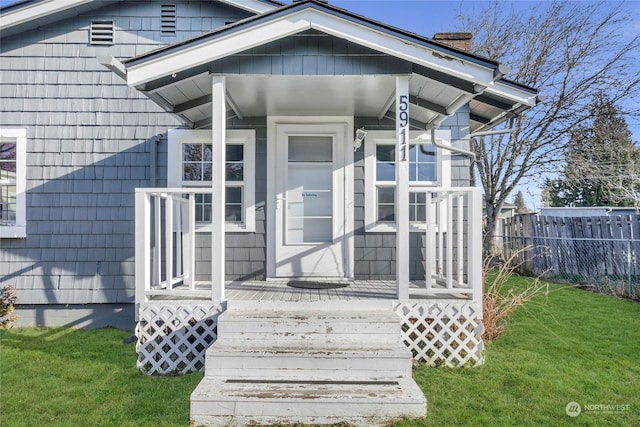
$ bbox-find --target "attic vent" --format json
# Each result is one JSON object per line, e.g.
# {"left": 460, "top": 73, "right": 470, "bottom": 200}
{"left": 90, "top": 20, "right": 114, "bottom": 45}
{"left": 161, "top": 4, "right": 177, "bottom": 35}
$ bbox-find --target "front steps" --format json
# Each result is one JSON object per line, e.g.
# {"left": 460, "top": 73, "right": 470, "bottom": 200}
{"left": 190, "top": 301, "right": 426, "bottom": 426}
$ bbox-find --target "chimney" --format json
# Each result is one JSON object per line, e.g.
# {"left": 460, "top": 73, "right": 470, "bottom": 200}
{"left": 433, "top": 32, "right": 473, "bottom": 52}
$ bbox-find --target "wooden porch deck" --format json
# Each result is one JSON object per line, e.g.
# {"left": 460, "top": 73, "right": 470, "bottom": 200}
{"left": 146, "top": 280, "right": 473, "bottom": 302}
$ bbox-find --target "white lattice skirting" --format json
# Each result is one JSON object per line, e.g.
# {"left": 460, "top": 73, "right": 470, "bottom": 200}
{"left": 136, "top": 301, "right": 484, "bottom": 375}
{"left": 394, "top": 302, "right": 485, "bottom": 367}
{"left": 136, "top": 302, "right": 223, "bottom": 375}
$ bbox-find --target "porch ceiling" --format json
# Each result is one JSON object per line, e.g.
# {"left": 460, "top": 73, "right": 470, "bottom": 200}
{"left": 151, "top": 73, "right": 460, "bottom": 128}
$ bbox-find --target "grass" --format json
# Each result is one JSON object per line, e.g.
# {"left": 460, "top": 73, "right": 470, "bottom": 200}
{"left": 1, "top": 279, "right": 639, "bottom": 426}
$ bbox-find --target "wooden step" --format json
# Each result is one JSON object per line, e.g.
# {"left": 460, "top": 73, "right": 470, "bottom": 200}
{"left": 191, "top": 377, "right": 426, "bottom": 427}
{"left": 218, "top": 309, "right": 401, "bottom": 341}
{"left": 205, "top": 340, "right": 412, "bottom": 380}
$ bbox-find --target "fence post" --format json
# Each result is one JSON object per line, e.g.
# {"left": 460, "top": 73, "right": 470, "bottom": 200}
{"left": 628, "top": 240, "right": 632, "bottom": 297}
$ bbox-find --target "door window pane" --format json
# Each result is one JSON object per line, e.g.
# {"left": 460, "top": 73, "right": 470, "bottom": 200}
{"left": 286, "top": 135, "right": 333, "bottom": 244}
{"left": 288, "top": 136, "right": 332, "bottom": 162}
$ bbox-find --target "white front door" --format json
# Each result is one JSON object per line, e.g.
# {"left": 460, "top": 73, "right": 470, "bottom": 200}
{"left": 273, "top": 123, "right": 348, "bottom": 278}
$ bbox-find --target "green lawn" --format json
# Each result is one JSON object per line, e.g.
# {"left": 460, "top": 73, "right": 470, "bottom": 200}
{"left": 1, "top": 281, "right": 639, "bottom": 426}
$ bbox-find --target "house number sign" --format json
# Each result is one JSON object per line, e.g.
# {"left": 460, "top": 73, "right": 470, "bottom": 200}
{"left": 398, "top": 94, "right": 409, "bottom": 162}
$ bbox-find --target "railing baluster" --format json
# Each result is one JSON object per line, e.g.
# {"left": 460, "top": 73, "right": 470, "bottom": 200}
{"left": 446, "top": 192, "right": 453, "bottom": 289}
{"left": 166, "top": 195, "right": 174, "bottom": 290}
{"left": 154, "top": 195, "right": 161, "bottom": 288}
{"left": 425, "top": 191, "right": 434, "bottom": 289}
{"left": 174, "top": 197, "right": 183, "bottom": 281}
{"left": 457, "top": 194, "right": 464, "bottom": 286}
{"left": 437, "top": 195, "right": 444, "bottom": 278}
{"left": 188, "top": 193, "right": 196, "bottom": 290}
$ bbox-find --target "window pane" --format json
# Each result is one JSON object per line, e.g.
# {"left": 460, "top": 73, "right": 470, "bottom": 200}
{"left": 376, "top": 144, "right": 395, "bottom": 161}
{"left": 183, "top": 144, "right": 202, "bottom": 161}
{"left": 183, "top": 162, "right": 202, "bottom": 181}
{"left": 377, "top": 187, "right": 395, "bottom": 222}
{"left": 377, "top": 187, "right": 395, "bottom": 203}
{"left": 225, "top": 163, "right": 243, "bottom": 181}
{"left": 287, "top": 218, "right": 332, "bottom": 243}
{"left": 203, "top": 144, "right": 212, "bottom": 161}
{"left": 195, "top": 193, "right": 212, "bottom": 222}
{"left": 0, "top": 143, "right": 16, "bottom": 180}
{"left": 225, "top": 187, "right": 243, "bottom": 223}
{"left": 203, "top": 163, "right": 212, "bottom": 181}
{"left": 288, "top": 136, "right": 332, "bottom": 162}
{"left": 226, "top": 144, "right": 243, "bottom": 161}
{"left": 1, "top": 185, "right": 17, "bottom": 223}
{"left": 409, "top": 191, "right": 427, "bottom": 222}
{"left": 377, "top": 205, "right": 395, "bottom": 222}
{"left": 409, "top": 144, "right": 437, "bottom": 182}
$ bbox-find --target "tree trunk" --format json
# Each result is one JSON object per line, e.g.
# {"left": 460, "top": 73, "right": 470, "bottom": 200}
{"left": 483, "top": 205, "right": 503, "bottom": 259}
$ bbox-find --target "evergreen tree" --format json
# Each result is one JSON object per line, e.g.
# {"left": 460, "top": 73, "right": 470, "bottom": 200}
{"left": 544, "top": 94, "right": 639, "bottom": 207}
{"left": 513, "top": 191, "right": 529, "bottom": 213}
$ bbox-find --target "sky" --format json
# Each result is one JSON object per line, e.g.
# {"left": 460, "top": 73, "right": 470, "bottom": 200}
{"left": 1, "top": 0, "right": 639, "bottom": 208}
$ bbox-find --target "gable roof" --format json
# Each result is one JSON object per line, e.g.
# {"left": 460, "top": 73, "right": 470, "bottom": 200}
{"left": 116, "top": 0, "right": 537, "bottom": 131}
{"left": 0, "top": 0, "right": 282, "bottom": 35}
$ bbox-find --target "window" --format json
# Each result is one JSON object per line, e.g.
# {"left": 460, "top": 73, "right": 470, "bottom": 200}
{"left": 364, "top": 130, "right": 450, "bottom": 232}
{"left": 168, "top": 129, "right": 255, "bottom": 232}
{"left": 90, "top": 20, "right": 114, "bottom": 45}
{"left": 161, "top": 4, "right": 177, "bottom": 35}
{"left": 0, "top": 129, "right": 26, "bottom": 238}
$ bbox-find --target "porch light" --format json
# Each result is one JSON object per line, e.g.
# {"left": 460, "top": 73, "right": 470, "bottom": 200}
{"left": 353, "top": 127, "right": 367, "bottom": 151}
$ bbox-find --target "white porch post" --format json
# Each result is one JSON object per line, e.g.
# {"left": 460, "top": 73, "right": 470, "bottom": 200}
{"left": 211, "top": 76, "right": 226, "bottom": 302}
{"left": 396, "top": 76, "right": 410, "bottom": 300}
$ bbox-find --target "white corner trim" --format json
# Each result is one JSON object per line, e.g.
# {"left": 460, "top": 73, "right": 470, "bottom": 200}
{"left": 127, "top": 8, "right": 496, "bottom": 88}
{"left": 0, "top": 128, "right": 27, "bottom": 238}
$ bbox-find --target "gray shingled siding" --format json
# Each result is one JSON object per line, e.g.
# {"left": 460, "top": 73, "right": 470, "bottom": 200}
{"left": 353, "top": 108, "right": 471, "bottom": 280}
{"left": 0, "top": 1, "right": 252, "bottom": 305}
{"left": 210, "top": 30, "right": 412, "bottom": 75}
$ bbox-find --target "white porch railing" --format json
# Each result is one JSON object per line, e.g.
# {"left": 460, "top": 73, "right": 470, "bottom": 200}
{"left": 135, "top": 188, "right": 213, "bottom": 310}
{"left": 411, "top": 187, "right": 483, "bottom": 303}
{"left": 134, "top": 187, "right": 483, "bottom": 309}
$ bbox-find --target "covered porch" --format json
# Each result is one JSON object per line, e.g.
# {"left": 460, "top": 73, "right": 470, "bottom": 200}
{"left": 109, "top": 0, "right": 538, "bottom": 382}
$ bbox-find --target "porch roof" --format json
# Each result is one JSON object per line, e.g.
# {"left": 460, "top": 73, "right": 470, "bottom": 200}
{"left": 114, "top": 0, "right": 538, "bottom": 131}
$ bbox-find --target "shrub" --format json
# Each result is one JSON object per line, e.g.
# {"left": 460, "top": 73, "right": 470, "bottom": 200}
{"left": 0, "top": 285, "right": 19, "bottom": 329}
{"left": 483, "top": 250, "right": 547, "bottom": 342}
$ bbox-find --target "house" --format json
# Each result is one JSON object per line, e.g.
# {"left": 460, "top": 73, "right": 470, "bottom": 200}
{"left": 1, "top": 0, "right": 538, "bottom": 424}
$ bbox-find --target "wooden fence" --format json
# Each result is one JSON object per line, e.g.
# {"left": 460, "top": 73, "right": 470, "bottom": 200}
{"left": 501, "top": 214, "right": 640, "bottom": 282}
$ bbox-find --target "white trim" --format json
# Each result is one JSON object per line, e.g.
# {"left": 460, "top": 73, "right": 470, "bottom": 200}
{"left": 167, "top": 128, "right": 256, "bottom": 233}
{"left": 364, "top": 129, "right": 451, "bottom": 233}
{"left": 221, "top": 0, "right": 278, "bottom": 14}
{"left": 396, "top": 76, "right": 410, "bottom": 300}
{"left": 0, "top": 0, "right": 93, "bottom": 31}
{"left": 211, "top": 76, "right": 226, "bottom": 302}
{"left": 126, "top": 8, "right": 496, "bottom": 88}
{"left": 485, "top": 80, "right": 538, "bottom": 108}
{"left": 0, "top": 128, "right": 26, "bottom": 239}
{"left": 266, "top": 116, "right": 354, "bottom": 279}
{"left": 0, "top": 0, "right": 277, "bottom": 31}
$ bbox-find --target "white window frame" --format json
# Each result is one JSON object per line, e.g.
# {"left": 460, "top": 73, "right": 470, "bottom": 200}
{"left": 364, "top": 129, "right": 451, "bottom": 233}
{"left": 168, "top": 129, "right": 255, "bottom": 233}
{"left": 0, "top": 128, "right": 27, "bottom": 238}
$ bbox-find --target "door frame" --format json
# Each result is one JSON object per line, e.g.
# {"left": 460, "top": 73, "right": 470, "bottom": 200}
{"left": 266, "top": 116, "right": 354, "bottom": 280}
